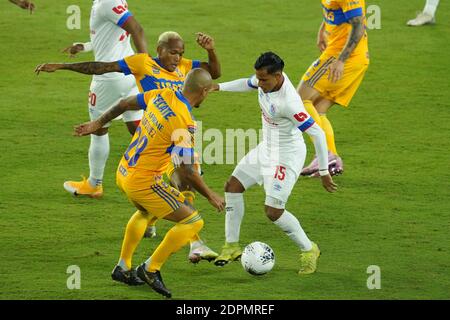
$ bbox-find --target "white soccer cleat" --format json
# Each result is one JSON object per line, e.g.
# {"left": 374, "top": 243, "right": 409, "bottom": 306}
{"left": 188, "top": 244, "right": 219, "bottom": 263}
{"left": 407, "top": 12, "right": 435, "bottom": 26}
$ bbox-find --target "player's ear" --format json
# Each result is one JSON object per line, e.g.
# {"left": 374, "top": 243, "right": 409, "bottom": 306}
{"left": 156, "top": 45, "right": 163, "bottom": 56}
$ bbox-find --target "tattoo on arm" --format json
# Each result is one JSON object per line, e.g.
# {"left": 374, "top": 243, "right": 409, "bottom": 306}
{"left": 339, "top": 16, "right": 365, "bottom": 62}
{"left": 62, "top": 62, "right": 120, "bottom": 75}
{"left": 97, "top": 104, "right": 126, "bottom": 127}
{"left": 97, "top": 96, "right": 138, "bottom": 126}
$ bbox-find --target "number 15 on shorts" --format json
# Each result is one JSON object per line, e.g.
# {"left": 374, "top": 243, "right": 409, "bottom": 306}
{"left": 274, "top": 166, "right": 286, "bottom": 181}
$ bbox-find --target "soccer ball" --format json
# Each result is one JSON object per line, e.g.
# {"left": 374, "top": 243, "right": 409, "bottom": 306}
{"left": 241, "top": 241, "right": 275, "bottom": 275}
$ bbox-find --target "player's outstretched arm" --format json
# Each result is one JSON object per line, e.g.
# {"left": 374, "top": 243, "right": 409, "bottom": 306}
{"left": 9, "top": 0, "right": 35, "bottom": 13}
{"left": 216, "top": 77, "right": 258, "bottom": 92}
{"left": 176, "top": 162, "right": 225, "bottom": 212}
{"left": 74, "top": 95, "right": 141, "bottom": 136}
{"left": 121, "top": 16, "right": 148, "bottom": 54}
{"left": 196, "top": 32, "right": 221, "bottom": 79}
{"left": 328, "top": 15, "right": 365, "bottom": 83}
{"left": 35, "top": 61, "right": 121, "bottom": 75}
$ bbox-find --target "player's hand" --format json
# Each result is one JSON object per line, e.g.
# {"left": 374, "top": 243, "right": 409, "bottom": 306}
{"left": 207, "top": 192, "right": 225, "bottom": 212}
{"left": 35, "top": 63, "right": 63, "bottom": 75}
{"left": 16, "top": 0, "right": 35, "bottom": 14}
{"left": 209, "top": 83, "right": 220, "bottom": 92}
{"left": 196, "top": 32, "right": 215, "bottom": 51}
{"left": 320, "top": 174, "right": 338, "bottom": 193}
{"left": 62, "top": 44, "right": 84, "bottom": 58}
{"left": 328, "top": 60, "right": 344, "bottom": 83}
{"left": 73, "top": 121, "right": 102, "bottom": 137}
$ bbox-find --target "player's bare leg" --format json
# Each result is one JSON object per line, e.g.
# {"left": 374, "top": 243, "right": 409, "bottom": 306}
{"left": 214, "top": 176, "right": 245, "bottom": 266}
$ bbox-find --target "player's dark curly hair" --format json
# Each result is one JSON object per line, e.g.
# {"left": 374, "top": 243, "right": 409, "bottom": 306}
{"left": 254, "top": 52, "right": 284, "bottom": 74}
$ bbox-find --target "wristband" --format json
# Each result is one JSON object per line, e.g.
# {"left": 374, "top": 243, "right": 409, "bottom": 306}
{"left": 319, "top": 169, "right": 329, "bottom": 177}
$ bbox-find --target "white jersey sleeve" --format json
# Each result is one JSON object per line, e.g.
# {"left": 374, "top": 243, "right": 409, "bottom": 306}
{"left": 219, "top": 75, "right": 258, "bottom": 92}
{"left": 100, "top": 0, "right": 133, "bottom": 28}
{"left": 283, "top": 98, "right": 329, "bottom": 175}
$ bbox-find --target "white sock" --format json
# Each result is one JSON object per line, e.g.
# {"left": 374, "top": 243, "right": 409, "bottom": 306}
{"left": 424, "top": 0, "right": 439, "bottom": 17}
{"left": 88, "top": 134, "right": 109, "bottom": 187}
{"left": 224, "top": 192, "right": 245, "bottom": 243}
{"left": 273, "top": 210, "right": 312, "bottom": 252}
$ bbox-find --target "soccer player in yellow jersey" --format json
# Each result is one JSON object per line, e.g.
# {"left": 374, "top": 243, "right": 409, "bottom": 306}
{"left": 74, "top": 69, "right": 225, "bottom": 298}
{"left": 36, "top": 31, "right": 221, "bottom": 262}
{"left": 298, "top": 0, "right": 369, "bottom": 177}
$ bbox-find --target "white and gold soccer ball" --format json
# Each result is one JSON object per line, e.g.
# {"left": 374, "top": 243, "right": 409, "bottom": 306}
{"left": 241, "top": 241, "right": 275, "bottom": 275}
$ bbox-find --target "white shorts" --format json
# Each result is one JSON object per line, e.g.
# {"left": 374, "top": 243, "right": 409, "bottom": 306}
{"left": 88, "top": 76, "right": 143, "bottom": 127}
{"left": 232, "top": 142, "right": 306, "bottom": 209}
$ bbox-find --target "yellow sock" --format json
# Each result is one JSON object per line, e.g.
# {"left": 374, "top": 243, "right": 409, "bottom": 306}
{"left": 181, "top": 191, "right": 201, "bottom": 243}
{"left": 303, "top": 100, "right": 322, "bottom": 128}
{"left": 319, "top": 114, "right": 338, "bottom": 156}
{"left": 147, "top": 211, "right": 204, "bottom": 272}
{"left": 119, "top": 210, "right": 150, "bottom": 269}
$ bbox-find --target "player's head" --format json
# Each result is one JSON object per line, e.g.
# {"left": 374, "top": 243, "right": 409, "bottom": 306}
{"left": 254, "top": 52, "right": 285, "bottom": 93}
{"left": 182, "top": 68, "right": 213, "bottom": 108}
{"left": 157, "top": 31, "right": 185, "bottom": 72}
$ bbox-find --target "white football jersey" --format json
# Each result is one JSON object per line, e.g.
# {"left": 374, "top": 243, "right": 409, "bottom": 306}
{"left": 247, "top": 73, "right": 315, "bottom": 154}
{"left": 90, "top": 0, "right": 135, "bottom": 80}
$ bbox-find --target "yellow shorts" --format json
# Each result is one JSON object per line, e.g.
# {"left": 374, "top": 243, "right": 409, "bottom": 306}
{"left": 116, "top": 164, "right": 186, "bottom": 219}
{"left": 302, "top": 53, "right": 369, "bottom": 107}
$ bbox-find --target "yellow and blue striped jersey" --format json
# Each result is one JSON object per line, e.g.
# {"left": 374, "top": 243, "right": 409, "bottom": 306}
{"left": 321, "top": 0, "right": 369, "bottom": 61}
{"left": 117, "top": 54, "right": 201, "bottom": 92}
{"left": 119, "top": 88, "right": 196, "bottom": 175}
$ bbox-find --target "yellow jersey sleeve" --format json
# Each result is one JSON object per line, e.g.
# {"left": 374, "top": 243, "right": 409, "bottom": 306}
{"left": 117, "top": 53, "right": 149, "bottom": 77}
{"left": 179, "top": 58, "right": 201, "bottom": 74}
{"left": 337, "top": 0, "right": 364, "bottom": 19}
{"left": 136, "top": 90, "right": 158, "bottom": 110}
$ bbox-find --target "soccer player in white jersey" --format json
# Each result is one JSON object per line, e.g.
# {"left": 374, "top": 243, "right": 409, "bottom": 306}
{"left": 407, "top": 0, "right": 440, "bottom": 26}
{"left": 59, "top": 0, "right": 148, "bottom": 198}
{"left": 212, "top": 52, "right": 338, "bottom": 274}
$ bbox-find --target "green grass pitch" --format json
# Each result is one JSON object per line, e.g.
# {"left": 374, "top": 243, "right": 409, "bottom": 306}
{"left": 1, "top": 0, "right": 449, "bottom": 300}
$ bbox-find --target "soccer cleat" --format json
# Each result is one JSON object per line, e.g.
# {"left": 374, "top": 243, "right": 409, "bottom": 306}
{"left": 63, "top": 177, "right": 103, "bottom": 199}
{"left": 136, "top": 263, "right": 172, "bottom": 298}
{"left": 143, "top": 226, "right": 157, "bottom": 238}
{"left": 407, "top": 12, "right": 435, "bottom": 26}
{"left": 329, "top": 156, "right": 344, "bottom": 176}
{"left": 111, "top": 265, "right": 145, "bottom": 286}
{"left": 214, "top": 243, "right": 242, "bottom": 267}
{"left": 306, "top": 152, "right": 343, "bottom": 178}
{"left": 301, "top": 155, "right": 319, "bottom": 176}
{"left": 302, "top": 151, "right": 337, "bottom": 176}
{"left": 298, "top": 242, "right": 321, "bottom": 275}
{"left": 188, "top": 244, "right": 219, "bottom": 264}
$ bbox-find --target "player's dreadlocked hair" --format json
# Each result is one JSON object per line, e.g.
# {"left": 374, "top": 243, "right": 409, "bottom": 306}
{"left": 254, "top": 52, "right": 284, "bottom": 74}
